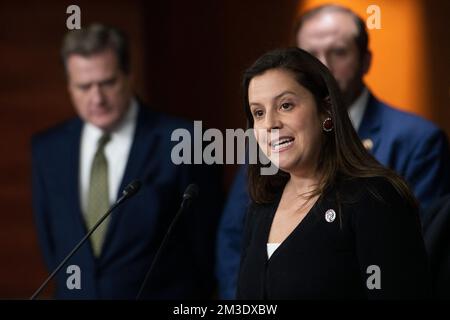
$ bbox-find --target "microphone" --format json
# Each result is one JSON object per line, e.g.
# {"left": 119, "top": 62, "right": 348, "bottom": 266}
{"left": 182, "top": 183, "right": 199, "bottom": 203}
{"left": 117, "top": 180, "right": 142, "bottom": 204}
{"left": 136, "top": 183, "right": 199, "bottom": 300}
{"left": 30, "top": 180, "right": 142, "bottom": 300}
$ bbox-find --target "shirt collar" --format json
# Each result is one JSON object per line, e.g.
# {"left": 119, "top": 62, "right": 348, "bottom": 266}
{"left": 348, "top": 87, "right": 370, "bottom": 131}
{"left": 83, "top": 98, "right": 138, "bottom": 141}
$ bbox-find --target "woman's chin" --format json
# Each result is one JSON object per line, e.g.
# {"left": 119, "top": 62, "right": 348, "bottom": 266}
{"left": 274, "top": 161, "right": 294, "bottom": 174}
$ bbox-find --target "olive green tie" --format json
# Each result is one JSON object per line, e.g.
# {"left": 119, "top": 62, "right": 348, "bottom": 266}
{"left": 86, "top": 133, "right": 111, "bottom": 257}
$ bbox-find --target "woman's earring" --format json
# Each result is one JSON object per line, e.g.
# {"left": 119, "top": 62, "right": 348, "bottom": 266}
{"left": 322, "top": 117, "right": 333, "bottom": 132}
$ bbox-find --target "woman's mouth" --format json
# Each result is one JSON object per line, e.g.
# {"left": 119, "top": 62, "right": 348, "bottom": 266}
{"left": 270, "top": 137, "right": 295, "bottom": 152}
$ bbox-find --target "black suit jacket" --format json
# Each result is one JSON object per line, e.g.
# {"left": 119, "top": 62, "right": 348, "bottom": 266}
{"left": 237, "top": 176, "right": 429, "bottom": 299}
{"left": 422, "top": 194, "right": 450, "bottom": 298}
{"left": 32, "top": 103, "right": 223, "bottom": 299}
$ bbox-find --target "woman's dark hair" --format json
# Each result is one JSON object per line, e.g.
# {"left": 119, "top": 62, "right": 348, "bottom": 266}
{"left": 244, "top": 47, "right": 416, "bottom": 209}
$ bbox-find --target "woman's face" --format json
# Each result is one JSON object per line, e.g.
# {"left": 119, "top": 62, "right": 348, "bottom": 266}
{"left": 248, "top": 68, "right": 324, "bottom": 175}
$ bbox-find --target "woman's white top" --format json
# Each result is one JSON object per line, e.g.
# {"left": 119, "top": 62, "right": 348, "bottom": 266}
{"left": 267, "top": 243, "right": 281, "bottom": 259}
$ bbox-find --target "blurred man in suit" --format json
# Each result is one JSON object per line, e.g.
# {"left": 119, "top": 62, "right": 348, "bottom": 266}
{"left": 32, "top": 24, "right": 222, "bottom": 299}
{"left": 216, "top": 4, "right": 450, "bottom": 299}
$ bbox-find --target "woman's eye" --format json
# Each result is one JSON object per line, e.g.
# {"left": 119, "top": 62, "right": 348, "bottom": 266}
{"left": 280, "top": 103, "right": 292, "bottom": 110}
{"left": 253, "top": 110, "right": 264, "bottom": 118}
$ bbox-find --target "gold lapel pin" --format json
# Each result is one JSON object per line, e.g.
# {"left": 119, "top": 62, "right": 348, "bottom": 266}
{"left": 362, "top": 139, "right": 373, "bottom": 151}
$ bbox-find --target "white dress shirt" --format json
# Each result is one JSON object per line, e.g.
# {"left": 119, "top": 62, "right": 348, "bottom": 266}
{"left": 79, "top": 99, "right": 138, "bottom": 216}
{"left": 348, "top": 87, "right": 370, "bottom": 131}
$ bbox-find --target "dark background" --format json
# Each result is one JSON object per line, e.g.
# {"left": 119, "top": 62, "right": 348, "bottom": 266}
{"left": 0, "top": 0, "right": 448, "bottom": 298}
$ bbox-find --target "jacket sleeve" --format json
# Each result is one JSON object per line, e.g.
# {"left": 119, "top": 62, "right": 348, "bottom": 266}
{"left": 404, "top": 128, "right": 450, "bottom": 211}
{"left": 235, "top": 201, "right": 257, "bottom": 299}
{"left": 216, "top": 165, "right": 250, "bottom": 299}
{"left": 31, "top": 137, "right": 56, "bottom": 272}
{"left": 351, "top": 178, "right": 431, "bottom": 299}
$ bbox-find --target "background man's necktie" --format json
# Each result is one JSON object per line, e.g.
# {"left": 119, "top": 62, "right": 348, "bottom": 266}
{"left": 86, "top": 133, "right": 111, "bottom": 257}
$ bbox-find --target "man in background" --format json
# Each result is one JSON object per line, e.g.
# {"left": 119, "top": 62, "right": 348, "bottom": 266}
{"left": 216, "top": 4, "right": 450, "bottom": 299}
{"left": 32, "top": 24, "right": 222, "bottom": 299}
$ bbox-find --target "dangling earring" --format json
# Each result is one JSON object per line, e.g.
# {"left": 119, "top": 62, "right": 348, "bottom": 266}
{"left": 322, "top": 117, "right": 333, "bottom": 132}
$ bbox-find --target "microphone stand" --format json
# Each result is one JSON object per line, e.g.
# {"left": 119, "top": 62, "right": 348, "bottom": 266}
{"left": 135, "top": 184, "right": 198, "bottom": 300}
{"left": 30, "top": 181, "right": 141, "bottom": 300}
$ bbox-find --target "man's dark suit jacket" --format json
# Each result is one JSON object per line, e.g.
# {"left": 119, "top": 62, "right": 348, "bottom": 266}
{"left": 237, "top": 177, "right": 430, "bottom": 299}
{"left": 217, "top": 93, "right": 450, "bottom": 299}
{"left": 32, "top": 104, "right": 223, "bottom": 299}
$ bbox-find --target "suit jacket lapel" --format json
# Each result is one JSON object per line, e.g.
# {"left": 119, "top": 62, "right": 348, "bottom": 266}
{"left": 357, "top": 93, "right": 382, "bottom": 156}
{"left": 100, "top": 104, "right": 160, "bottom": 256}
{"left": 117, "top": 104, "right": 159, "bottom": 195}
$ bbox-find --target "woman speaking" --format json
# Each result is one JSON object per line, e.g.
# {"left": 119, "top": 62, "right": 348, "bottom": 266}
{"left": 236, "top": 48, "right": 429, "bottom": 299}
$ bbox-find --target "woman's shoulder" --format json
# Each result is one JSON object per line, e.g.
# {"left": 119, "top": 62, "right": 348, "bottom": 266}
{"left": 337, "top": 175, "right": 411, "bottom": 209}
{"left": 340, "top": 175, "right": 393, "bottom": 190}
{"left": 336, "top": 175, "right": 420, "bottom": 229}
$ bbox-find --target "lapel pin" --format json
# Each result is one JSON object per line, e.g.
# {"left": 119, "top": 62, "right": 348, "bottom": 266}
{"left": 325, "top": 209, "right": 336, "bottom": 223}
{"left": 362, "top": 139, "right": 373, "bottom": 151}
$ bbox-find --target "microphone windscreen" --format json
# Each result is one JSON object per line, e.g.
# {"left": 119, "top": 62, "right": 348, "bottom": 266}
{"left": 183, "top": 183, "right": 199, "bottom": 201}
{"left": 123, "top": 180, "right": 142, "bottom": 198}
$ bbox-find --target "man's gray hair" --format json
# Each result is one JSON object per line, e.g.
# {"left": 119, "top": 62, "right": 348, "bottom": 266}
{"left": 295, "top": 4, "right": 369, "bottom": 60}
{"left": 61, "top": 23, "right": 130, "bottom": 74}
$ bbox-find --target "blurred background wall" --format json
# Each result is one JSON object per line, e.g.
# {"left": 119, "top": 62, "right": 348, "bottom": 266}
{"left": 0, "top": 0, "right": 448, "bottom": 298}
